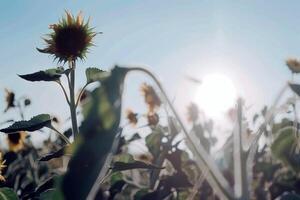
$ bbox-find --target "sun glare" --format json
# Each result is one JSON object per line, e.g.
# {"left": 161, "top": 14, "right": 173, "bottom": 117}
{"left": 194, "top": 74, "right": 237, "bottom": 118}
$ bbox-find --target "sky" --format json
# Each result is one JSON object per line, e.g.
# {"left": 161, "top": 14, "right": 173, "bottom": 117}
{"left": 0, "top": 1, "right": 300, "bottom": 145}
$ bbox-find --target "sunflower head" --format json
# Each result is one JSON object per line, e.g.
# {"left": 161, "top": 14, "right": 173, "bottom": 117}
{"left": 187, "top": 103, "right": 199, "bottom": 123}
{"left": 126, "top": 109, "right": 138, "bottom": 126}
{"left": 4, "top": 88, "right": 15, "bottom": 112}
{"left": 286, "top": 58, "right": 300, "bottom": 74}
{"left": 37, "top": 11, "right": 98, "bottom": 63}
{"left": 147, "top": 112, "right": 159, "bottom": 126}
{"left": 7, "top": 131, "right": 27, "bottom": 152}
{"left": 141, "top": 83, "right": 161, "bottom": 112}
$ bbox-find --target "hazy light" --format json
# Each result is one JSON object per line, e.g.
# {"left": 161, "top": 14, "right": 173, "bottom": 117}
{"left": 194, "top": 74, "right": 237, "bottom": 118}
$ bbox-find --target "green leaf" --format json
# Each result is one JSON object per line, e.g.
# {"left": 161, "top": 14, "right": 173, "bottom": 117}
{"left": 111, "top": 160, "right": 164, "bottom": 172}
{"left": 62, "top": 66, "right": 130, "bottom": 199}
{"left": 85, "top": 67, "right": 108, "bottom": 84}
{"left": 0, "top": 114, "right": 51, "bottom": 133}
{"left": 289, "top": 83, "right": 300, "bottom": 96}
{"left": 146, "top": 129, "right": 163, "bottom": 158}
{"left": 0, "top": 187, "right": 18, "bottom": 200}
{"left": 18, "top": 67, "right": 67, "bottom": 82}
{"left": 39, "top": 146, "right": 66, "bottom": 161}
{"left": 271, "top": 127, "right": 300, "bottom": 172}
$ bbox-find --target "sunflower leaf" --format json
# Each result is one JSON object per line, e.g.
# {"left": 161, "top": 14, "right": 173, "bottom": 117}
{"left": 85, "top": 67, "right": 108, "bottom": 84}
{"left": 0, "top": 187, "right": 18, "bottom": 200}
{"left": 62, "top": 66, "right": 130, "bottom": 199}
{"left": 39, "top": 146, "right": 66, "bottom": 161}
{"left": 111, "top": 160, "right": 164, "bottom": 172}
{"left": 289, "top": 83, "right": 300, "bottom": 96}
{"left": 18, "top": 67, "right": 67, "bottom": 82}
{"left": 0, "top": 114, "right": 52, "bottom": 133}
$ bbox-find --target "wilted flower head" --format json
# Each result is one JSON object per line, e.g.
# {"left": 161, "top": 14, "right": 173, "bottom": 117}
{"left": 0, "top": 153, "right": 6, "bottom": 182}
{"left": 187, "top": 103, "right": 199, "bottom": 122}
{"left": 4, "top": 88, "right": 15, "bottom": 112}
{"left": 286, "top": 58, "right": 300, "bottom": 73}
{"left": 141, "top": 83, "right": 161, "bottom": 112}
{"left": 37, "top": 11, "right": 98, "bottom": 63}
{"left": 147, "top": 112, "right": 159, "bottom": 126}
{"left": 7, "top": 131, "right": 26, "bottom": 152}
{"left": 126, "top": 109, "right": 138, "bottom": 126}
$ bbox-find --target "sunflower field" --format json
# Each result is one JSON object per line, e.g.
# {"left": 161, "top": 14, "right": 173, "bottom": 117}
{"left": 0, "top": 11, "right": 300, "bottom": 200}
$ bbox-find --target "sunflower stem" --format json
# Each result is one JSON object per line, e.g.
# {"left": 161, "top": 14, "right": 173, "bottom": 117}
{"left": 68, "top": 60, "right": 79, "bottom": 138}
{"left": 75, "top": 83, "right": 88, "bottom": 108}
{"left": 128, "top": 66, "right": 233, "bottom": 199}
{"left": 48, "top": 125, "right": 71, "bottom": 145}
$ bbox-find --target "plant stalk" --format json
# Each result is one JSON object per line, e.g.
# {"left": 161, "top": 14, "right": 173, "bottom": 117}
{"left": 68, "top": 60, "right": 79, "bottom": 138}
{"left": 128, "top": 67, "right": 232, "bottom": 199}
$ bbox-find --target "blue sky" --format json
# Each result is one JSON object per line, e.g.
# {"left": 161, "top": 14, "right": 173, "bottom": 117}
{"left": 0, "top": 1, "right": 299, "bottom": 138}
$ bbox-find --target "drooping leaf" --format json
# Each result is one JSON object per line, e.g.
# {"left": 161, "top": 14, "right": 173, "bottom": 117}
{"left": 39, "top": 146, "right": 66, "bottom": 161}
{"left": 62, "top": 66, "right": 130, "bottom": 200}
{"left": 85, "top": 67, "right": 108, "bottom": 84}
{"left": 23, "top": 177, "right": 55, "bottom": 199}
{"left": 0, "top": 114, "right": 51, "bottom": 133}
{"left": 18, "top": 67, "right": 67, "bottom": 82}
{"left": 111, "top": 160, "right": 164, "bottom": 172}
{"left": 0, "top": 187, "right": 18, "bottom": 200}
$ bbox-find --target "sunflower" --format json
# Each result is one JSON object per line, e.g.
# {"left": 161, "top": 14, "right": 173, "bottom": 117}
{"left": 126, "top": 109, "right": 138, "bottom": 126}
{"left": 141, "top": 83, "right": 161, "bottom": 112}
{"left": 7, "top": 131, "right": 26, "bottom": 152}
{"left": 286, "top": 58, "right": 300, "bottom": 73}
{"left": 4, "top": 88, "right": 15, "bottom": 112}
{"left": 147, "top": 112, "right": 159, "bottom": 126}
{"left": 37, "top": 11, "right": 98, "bottom": 63}
{"left": 0, "top": 152, "right": 6, "bottom": 182}
{"left": 187, "top": 103, "right": 199, "bottom": 123}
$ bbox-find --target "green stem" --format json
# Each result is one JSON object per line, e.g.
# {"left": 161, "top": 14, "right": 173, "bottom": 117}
{"left": 56, "top": 81, "right": 70, "bottom": 105}
{"left": 49, "top": 125, "right": 71, "bottom": 145}
{"left": 75, "top": 83, "right": 88, "bottom": 108}
{"left": 128, "top": 67, "right": 232, "bottom": 199}
{"left": 68, "top": 60, "right": 79, "bottom": 138}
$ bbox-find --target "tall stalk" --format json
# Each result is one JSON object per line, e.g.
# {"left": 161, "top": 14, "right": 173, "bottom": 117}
{"left": 68, "top": 60, "right": 79, "bottom": 138}
{"left": 128, "top": 67, "right": 233, "bottom": 199}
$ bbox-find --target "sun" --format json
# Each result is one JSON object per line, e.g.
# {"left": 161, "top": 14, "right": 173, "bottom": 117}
{"left": 194, "top": 74, "right": 237, "bottom": 118}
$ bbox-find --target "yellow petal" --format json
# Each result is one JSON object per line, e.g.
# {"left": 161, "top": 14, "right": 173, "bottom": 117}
{"left": 76, "top": 11, "right": 83, "bottom": 26}
{"left": 65, "top": 10, "right": 73, "bottom": 25}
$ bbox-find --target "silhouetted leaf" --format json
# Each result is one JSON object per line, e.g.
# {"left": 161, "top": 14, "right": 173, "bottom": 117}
{"left": 127, "top": 133, "right": 141, "bottom": 142}
{"left": 39, "top": 146, "right": 66, "bottom": 161}
{"left": 85, "top": 67, "right": 107, "bottom": 84}
{"left": 111, "top": 160, "right": 164, "bottom": 172}
{"left": 18, "top": 67, "right": 67, "bottom": 82}
{"left": 62, "top": 66, "right": 130, "bottom": 199}
{"left": 0, "top": 114, "right": 51, "bottom": 133}
{"left": 0, "top": 187, "right": 18, "bottom": 200}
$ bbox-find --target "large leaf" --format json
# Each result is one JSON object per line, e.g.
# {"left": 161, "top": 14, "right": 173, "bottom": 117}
{"left": 0, "top": 187, "right": 18, "bottom": 200}
{"left": 18, "top": 67, "right": 67, "bottom": 82}
{"left": 0, "top": 114, "right": 51, "bottom": 133}
{"left": 62, "top": 66, "right": 129, "bottom": 199}
{"left": 111, "top": 160, "right": 164, "bottom": 172}
{"left": 271, "top": 127, "right": 300, "bottom": 172}
{"left": 85, "top": 67, "right": 108, "bottom": 84}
